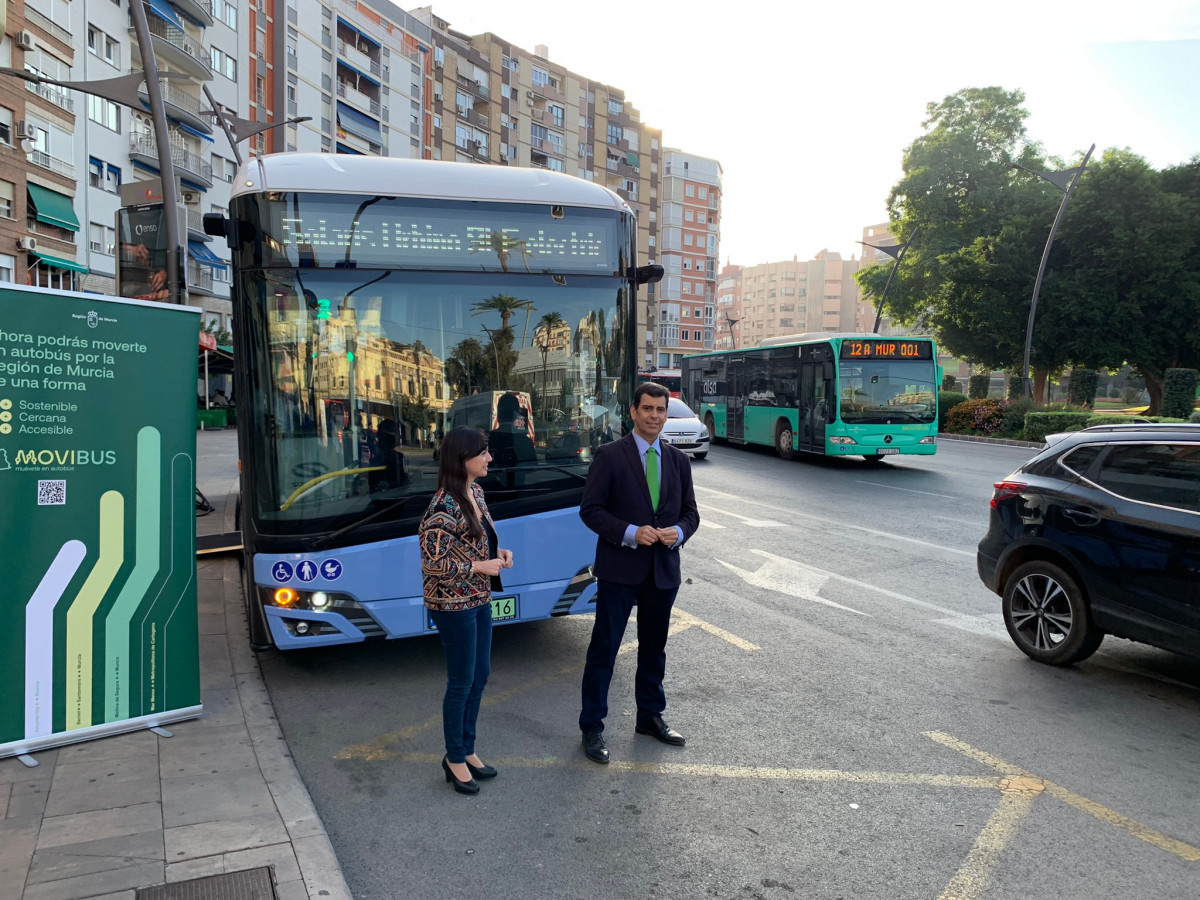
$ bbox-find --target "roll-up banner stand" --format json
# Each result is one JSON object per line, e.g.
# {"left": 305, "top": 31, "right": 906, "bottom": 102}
{"left": 0, "top": 284, "right": 202, "bottom": 761}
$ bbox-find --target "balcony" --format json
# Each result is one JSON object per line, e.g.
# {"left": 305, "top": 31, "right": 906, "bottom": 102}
{"left": 134, "top": 72, "right": 212, "bottom": 134}
{"left": 172, "top": 0, "right": 214, "bottom": 27}
{"left": 187, "top": 261, "right": 214, "bottom": 295}
{"left": 185, "top": 208, "right": 208, "bottom": 240}
{"left": 456, "top": 74, "right": 489, "bottom": 102}
{"left": 129, "top": 134, "right": 213, "bottom": 187}
{"left": 26, "top": 7, "right": 73, "bottom": 45}
{"left": 133, "top": 15, "right": 212, "bottom": 81}
{"left": 336, "top": 81, "right": 380, "bottom": 116}
{"left": 337, "top": 39, "right": 381, "bottom": 78}
{"left": 30, "top": 150, "right": 76, "bottom": 180}
{"left": 26, "top": 79, "right": 75, "bottom": 114}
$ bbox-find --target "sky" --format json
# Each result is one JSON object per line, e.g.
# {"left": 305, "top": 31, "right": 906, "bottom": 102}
{"left": 422, "top": 0, "right": 1200, "bottom": 267}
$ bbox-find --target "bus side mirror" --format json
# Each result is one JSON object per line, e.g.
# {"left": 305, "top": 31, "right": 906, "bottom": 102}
{"left": 202, "top": 212, "right": 229, "bottom": 238}
{"left": 635, "top": 264, "right": 664, "bottom": 285}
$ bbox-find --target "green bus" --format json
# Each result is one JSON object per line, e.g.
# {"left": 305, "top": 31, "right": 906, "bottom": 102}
{"left": 681, "top": 333, "right": 941, "bottom": 463}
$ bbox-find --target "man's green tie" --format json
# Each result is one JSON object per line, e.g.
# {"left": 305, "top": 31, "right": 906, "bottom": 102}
{"left": 646, "top": 446, "right": 659, "bottom": 510}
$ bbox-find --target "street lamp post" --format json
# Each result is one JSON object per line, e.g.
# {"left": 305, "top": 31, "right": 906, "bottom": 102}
{"left": 200, "top": 85, "right": 311, "bottom": 166}
{"left": 859, "top": 227, "right": 919, "bottom": 334}
{"left": 480, "top": 324, "right": 502, "bottom": 388}
{"left": 1012, "top": 144, "right": 1095, "bottom": 399}
{"left": 0, "top": 64, "right": 187, "bottom": 302}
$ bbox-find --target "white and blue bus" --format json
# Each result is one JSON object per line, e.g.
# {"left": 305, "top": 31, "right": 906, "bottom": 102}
{"left": 206, "top": 154, "right": 658, "bottom": 649}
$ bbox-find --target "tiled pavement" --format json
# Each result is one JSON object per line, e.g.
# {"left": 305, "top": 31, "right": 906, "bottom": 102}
{"left": 0, "top": 429, "right": 350, "bottom": 900}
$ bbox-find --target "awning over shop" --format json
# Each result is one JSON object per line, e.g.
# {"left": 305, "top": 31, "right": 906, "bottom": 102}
{"left": 178, "top": 122, "right": 214, "bottom": 142}
{"left": 188, "top": 240, "right": 227, "bottom": 269}
{"left": 336, "top": 102, "right": 382, "bottom": 143}
{"left": 27, "top": 184, "right": 81, "bottom": 232}
{"left": 200, "top": 330, "right": 218, "bottom": 351}
{"left": 31, "top": 252, "right": 88, "bottom": 273}
{"left": 147, "top": 0, "right": 185, "bottom": 30}
{"left": 337, "top": 61, "right": 380, "bottom": 87}
{"left": 625, "top": 151, "right": 640, "bottom": 168}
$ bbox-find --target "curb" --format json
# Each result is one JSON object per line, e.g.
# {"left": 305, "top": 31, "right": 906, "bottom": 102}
{"left": 220, "top": 555, "right": 354, "bottom": 900}
{"left": 937, "top": 433, "right": 1045, "bottom": 450}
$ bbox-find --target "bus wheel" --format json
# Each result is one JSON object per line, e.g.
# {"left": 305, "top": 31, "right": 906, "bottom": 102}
{"left": 776, "top": 422, "right": 795, "bottom": 461}
{"left": 704, "top": 414, "right": 716, "bottom": 442}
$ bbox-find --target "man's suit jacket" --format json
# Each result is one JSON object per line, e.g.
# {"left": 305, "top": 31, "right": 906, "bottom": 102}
{"left": 580, "top": 432, "right": 700, "bottom": 590}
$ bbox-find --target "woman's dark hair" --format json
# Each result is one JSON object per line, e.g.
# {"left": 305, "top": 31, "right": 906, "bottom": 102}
{"left": 438, "top": 426, "right": 489, "bottom": 537}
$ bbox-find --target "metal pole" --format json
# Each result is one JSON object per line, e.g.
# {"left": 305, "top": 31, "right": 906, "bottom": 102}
{"left": 204, "top": 350, "right": 210, "bottom": 408}
{"left": 202, "top": 84, "right": 242, "bottom": 166}
{"left": 1022, "top": 144, "right": 1095, "bottom": 398}
{"left": 127, "top": 0, "right": 184, "bottom": 305}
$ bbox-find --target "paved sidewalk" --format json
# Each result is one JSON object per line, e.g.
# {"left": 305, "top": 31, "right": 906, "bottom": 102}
{"left": 0, "top": 429, "right": 350, "bottom": 900}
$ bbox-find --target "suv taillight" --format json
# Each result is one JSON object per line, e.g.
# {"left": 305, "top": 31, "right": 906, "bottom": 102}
{"left": 990, "top": 481, "right": 1027, "bottom": 509}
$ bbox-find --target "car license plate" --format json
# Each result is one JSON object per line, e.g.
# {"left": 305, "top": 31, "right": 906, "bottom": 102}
{"left": 428, "top": 596, "right": 519, "bottom": 631}
{"left": 490, "top": 595, "right": 518, "bottom": 621}
{"left": 877, "top": 448, "right": 900, "bottom": 455}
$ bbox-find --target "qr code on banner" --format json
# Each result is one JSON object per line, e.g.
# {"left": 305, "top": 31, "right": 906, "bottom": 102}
{"left": 37, "top": 480, "right": 66, "bottom": 506}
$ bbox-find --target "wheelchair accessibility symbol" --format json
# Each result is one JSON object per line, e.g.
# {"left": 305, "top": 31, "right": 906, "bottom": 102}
{"left": 271, "top": 561, "right": 294, "bottom": 583}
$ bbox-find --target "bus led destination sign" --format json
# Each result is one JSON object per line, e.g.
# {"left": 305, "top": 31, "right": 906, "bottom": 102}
{"left": 840, "top": 340, "right": 932, "bottom": 360}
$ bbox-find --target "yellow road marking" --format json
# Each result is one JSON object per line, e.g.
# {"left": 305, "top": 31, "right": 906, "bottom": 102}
{"left": 927, "top": 731, "right": 1200, "bottom": 862}
{"left": 378, "top": 750, "right": 1003, "bottom": 788}
{"left": 334, "top": 609, "right": 754, "bottom": 760}
{"left": 938, "top": 791, "right": 1038, "bottom": 900}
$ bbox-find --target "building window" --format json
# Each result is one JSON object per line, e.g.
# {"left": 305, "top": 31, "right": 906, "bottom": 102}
{"left": 531, "top": 67, "right": 549, "bottom": 87}
{"left": 210, "top": 47, "right": 237, "bottom": 81}
{"left": 88, "top": 96, "right": 120, "bottom": 131}
{"left": 0, "top": 253, "right": 14, "bottom": 283}
{"left": 502, "top": 55, "right": 518, "bottom": 72}
{"left": 698, "top": 187, "right": 708, "bottom": 199}
{"left": 684, "top": 209, "right": 694, "bottom": 222}
{"left": 608, "top": 98, "right": 623, "bottom": 115}
{"left": 550, "top": 104, "right": 564, "bottom": 127}
{"left": 87, "top": 26, "right": 120, "bottom": 67}
{"left": 89, "top": 222, "right": 116, "bottom": 255}
{"left": 214, "top": 0, "right": 238, "bottom": 28}
{"left": 685, "top": 184, "right": 695, "bottom": 197}
{"left": 89, "top": 157, "right": 104, "bottom": 188}
{"left": 607, "top": 123, "right": 622, "bottom": 145}
{"left": 0, "top": 180, "right": 13, "bottom": 219}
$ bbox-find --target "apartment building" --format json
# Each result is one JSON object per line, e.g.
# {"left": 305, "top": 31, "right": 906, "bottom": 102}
{"left": 1, "top": 0, "right": 245, "bottom": 334}
{"left": 729, "top": 251, "right": 861, "bottom": 348}
{"left": 413, "top": 8, "right": 664, "bottom": 370}
{"left": 714, "top": 262, "right": 742, "bottom": 350}
{"left": 276, "top": 0, "right": 430, "bottom": 158}
{"left": 657, "top": 149, "right": 720, "bottom": 370}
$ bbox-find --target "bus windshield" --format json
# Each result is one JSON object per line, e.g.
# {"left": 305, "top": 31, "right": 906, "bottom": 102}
{"left": 234, "top": 195, "right": 632, "bottom": 536}
{"left": 838, "top": 360, "right": 937, "bottom": 424}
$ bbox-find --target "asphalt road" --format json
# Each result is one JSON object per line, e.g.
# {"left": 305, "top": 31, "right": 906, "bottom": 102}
{"left": 258, "top": 439, "right": 1200, "bottom": 900}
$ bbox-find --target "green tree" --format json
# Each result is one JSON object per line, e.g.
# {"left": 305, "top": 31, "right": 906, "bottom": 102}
{"left": 1043, "top": 152, "right": 1200, "bottom": 412}
{"left": 469, "top": 230, "right": 532, "bottom": 274}
{"left": 535, "top": 312, "right": 566, "bottom": 417}
{"left": 445, "top": 338, "right": 489, "bottom": 397}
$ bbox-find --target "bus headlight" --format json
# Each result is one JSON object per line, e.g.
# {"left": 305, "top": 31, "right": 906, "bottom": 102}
{"left": 261, "top": 588, "right": 360, "bottom": 612}
{"left": 828, "top": 436, "right": 858, "bottom": 445}
{"left": 919, "top": 436, "right": 937, "bottom": 444}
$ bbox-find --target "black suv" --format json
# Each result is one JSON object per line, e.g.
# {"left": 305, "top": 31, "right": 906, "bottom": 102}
{"left": 977, "top": 426, "right": 1200, "bottom": 665}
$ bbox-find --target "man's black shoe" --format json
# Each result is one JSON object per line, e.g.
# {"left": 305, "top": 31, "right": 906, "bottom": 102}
{"left": 635, "top": 716, "right": 685, "bottom": 746}
{"left": 582, "top": 730, "right": 609, "bottom": 764}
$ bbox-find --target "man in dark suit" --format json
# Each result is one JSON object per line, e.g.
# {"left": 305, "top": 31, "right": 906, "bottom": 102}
{"left": 578, "top": 382, "right": 701, "bottom": 764}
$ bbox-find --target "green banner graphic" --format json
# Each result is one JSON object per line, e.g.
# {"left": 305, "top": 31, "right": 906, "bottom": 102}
{"left": 0, "top": 285, "right": 201, "bottom": 758}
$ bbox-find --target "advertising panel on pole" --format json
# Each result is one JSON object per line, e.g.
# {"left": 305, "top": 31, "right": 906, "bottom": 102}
{"left": 0, "top": 284, "right": 202, "bottom": 760}
{"left": 117, "top": 202, "right": 181, "bottom": 303}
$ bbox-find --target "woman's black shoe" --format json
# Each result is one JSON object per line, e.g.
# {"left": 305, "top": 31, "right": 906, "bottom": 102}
{"left": 466, "top": 759, "right": 498, "bottom": 779}
{"left": 442, "top": 756, "right": 480, "bottom": 794}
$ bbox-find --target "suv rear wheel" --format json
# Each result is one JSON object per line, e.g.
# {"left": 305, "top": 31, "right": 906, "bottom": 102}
{"left": 1002, "top": 560, "right": 1103, "bottom": 665}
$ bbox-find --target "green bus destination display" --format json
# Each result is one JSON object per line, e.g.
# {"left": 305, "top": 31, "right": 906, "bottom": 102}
{"left": 254, "top": 195, "right": 624, "bottom": 273}
{"left": 840, "top": 339, "right": 933, "bottom": 360}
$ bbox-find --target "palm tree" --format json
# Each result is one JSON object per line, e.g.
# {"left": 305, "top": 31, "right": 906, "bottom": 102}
{"left": 471, "top": 294, "right": 535, "bottom": 334}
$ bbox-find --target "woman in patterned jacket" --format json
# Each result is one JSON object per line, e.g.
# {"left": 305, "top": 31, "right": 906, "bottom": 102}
{"left": 420, "top": 426, "right": 514, "bottom": 795}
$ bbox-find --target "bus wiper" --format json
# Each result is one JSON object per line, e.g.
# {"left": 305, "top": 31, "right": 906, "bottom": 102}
{"left": 309, "top": 494, "right": 423, "bottom": 550}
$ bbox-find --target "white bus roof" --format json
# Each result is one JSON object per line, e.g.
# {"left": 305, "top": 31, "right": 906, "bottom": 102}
{"left": 233, "top": 153, "right": 632, "bottom": 213}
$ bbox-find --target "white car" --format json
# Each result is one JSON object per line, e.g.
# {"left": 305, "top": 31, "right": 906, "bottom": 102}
{"left": 660, "top": 398, "right": 710, "bottom": 460}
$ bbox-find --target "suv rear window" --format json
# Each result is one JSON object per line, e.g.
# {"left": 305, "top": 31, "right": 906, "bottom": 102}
{"left": 1093, "top": 443, "right": 1200, "bottom": 512}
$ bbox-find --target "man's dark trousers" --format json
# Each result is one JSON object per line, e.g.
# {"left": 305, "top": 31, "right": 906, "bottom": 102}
{"left": 579, "top": 575, "right": 677, "bottom": 734}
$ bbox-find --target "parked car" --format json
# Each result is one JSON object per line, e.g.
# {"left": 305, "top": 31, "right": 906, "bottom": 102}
{"left": 977, "top": 425, "right": 1200, "bottom": 665}
{"left": 1042, "top": 418, "right": 1155, "bottom": 446}
{"left": 661, "top": 397, "right": 710, "bottom": 460}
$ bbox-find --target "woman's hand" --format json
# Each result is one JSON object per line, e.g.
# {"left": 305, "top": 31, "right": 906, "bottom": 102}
{"left": 498, "top": 549, "right": 514, "bottom": 569}
{"left": 472, "top": 558, "right": 505, "bottom": 577}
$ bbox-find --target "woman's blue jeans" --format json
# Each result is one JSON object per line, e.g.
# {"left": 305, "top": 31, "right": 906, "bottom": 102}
{"left": 430, "top": 602, "right": 492, "bottom": 764}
